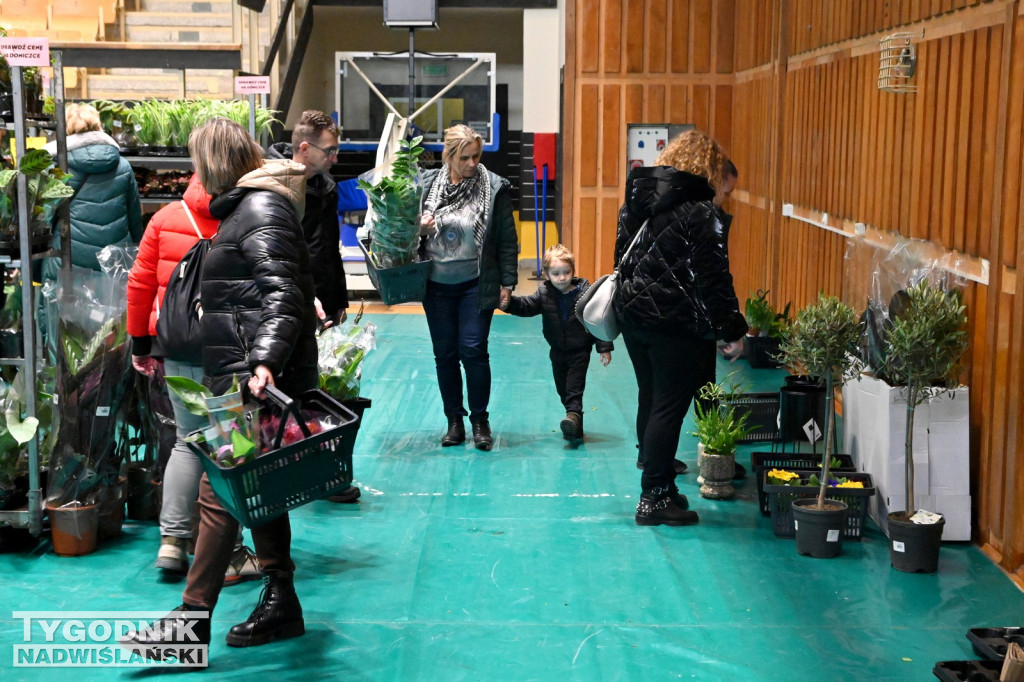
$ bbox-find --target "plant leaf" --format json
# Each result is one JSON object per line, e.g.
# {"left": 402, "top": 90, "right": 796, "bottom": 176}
{"left": 165, "top": 376, "right": 213, "bottom": 416}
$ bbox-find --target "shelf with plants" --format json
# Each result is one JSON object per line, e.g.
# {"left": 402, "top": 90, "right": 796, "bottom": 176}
{"left": 0, "top": 53, "right": 72, "bottom": 536}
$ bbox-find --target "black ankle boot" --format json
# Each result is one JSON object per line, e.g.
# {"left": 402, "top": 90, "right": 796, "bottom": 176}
{"left": 560, "top": 412, "right": 583, "bottom": 440}
{"left": 225, "top": 570, "right": 304, "bottom": 648}
{"left": 120, "top": 603, "right": 211, "bottom": 665}
{"left": 470, "top": 416, "right": 493, "bottom": 451}
{"left": 441, "top": 416, "right": 466, "bottom": 447}
{"left": 635, "top": 487, "right": 699, "bottom": 526}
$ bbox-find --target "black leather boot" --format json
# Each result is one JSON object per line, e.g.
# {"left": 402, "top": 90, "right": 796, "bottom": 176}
{"left": 441, "top": 416, "right": 466, "bottom": 447}
{"left": 560, "top": 412, "right": 583, "bottom": 441}
{"left": 470, "top": 416, "right": 493, "bottom": 451}
{"left": 120, "top": 603, "right": 211, "bottom": 665}
{"left": 225, "top": 570, "right": 304, "bottom": 647}
{"left": 635, "top": 487, "right": 699, "bottom": 526}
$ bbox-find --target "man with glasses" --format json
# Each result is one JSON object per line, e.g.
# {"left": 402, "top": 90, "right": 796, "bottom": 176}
{"left": 268, "top": 110, "right": 349, "bottom": 327}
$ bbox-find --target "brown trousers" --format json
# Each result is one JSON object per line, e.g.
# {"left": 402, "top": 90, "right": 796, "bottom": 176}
{"left": 182, "top": 473, "right": 294, "bottom": 610}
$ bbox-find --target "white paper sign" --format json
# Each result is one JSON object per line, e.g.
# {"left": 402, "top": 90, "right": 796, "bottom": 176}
{"left": 803, "top": 418, "right": 822, "bottom": 443}
{"left": 235, "top": 76, "right": 271, "bottom": 94}
{"left": 96, "top": 406, "right": 110, "bottom": 417}
{"left": 826, "top": 529, "right": 840, "bottom": 543}
{"left": 0, "top": 38, "right": 50, "bottom": 67}
{"left": 892, "top": 540, "right": 906, "bottom": 553}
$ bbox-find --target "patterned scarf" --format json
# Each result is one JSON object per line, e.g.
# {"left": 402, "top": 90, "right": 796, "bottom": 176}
{"left": 424, "top": 163, "right": 491, "bottom": 249}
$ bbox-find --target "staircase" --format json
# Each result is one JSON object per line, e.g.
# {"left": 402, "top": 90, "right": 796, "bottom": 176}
{"left": 80, "top": 0, "right": 263, "bottom": 101}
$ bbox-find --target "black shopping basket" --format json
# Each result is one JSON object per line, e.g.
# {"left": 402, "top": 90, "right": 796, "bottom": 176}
{"left": 189, "top": 386, "right": 369, "bottom": 527}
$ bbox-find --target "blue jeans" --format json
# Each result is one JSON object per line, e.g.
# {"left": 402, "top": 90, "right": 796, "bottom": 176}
{"left": 422, "top": 279, "right": 494, "bottom": 420}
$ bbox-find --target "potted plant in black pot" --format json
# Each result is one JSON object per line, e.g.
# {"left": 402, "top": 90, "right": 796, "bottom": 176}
{"left": 357, "top": 136, "right": 431, "bottom": 305}
{"left": 744, "top": 289, "right": 791, "bottom": 368}
{"left": 778, "top": 293, "right": 864, "bottom": 558}
{"left": 880, "top": 279, "right": 969, "bottom": 573}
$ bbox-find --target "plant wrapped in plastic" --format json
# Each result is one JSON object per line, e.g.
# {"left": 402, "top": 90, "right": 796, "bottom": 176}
{"left": 45, "top": 246, "right": 136, "bottom": 507}
{"left": 358, "top": 136, "right": 425, "bottom": 269}
{"left": 317, "top": 308, "right": 376, "bottom": 401}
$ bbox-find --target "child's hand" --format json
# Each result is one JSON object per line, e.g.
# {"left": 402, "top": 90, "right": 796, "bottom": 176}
{"left": 600, "top": 351, "right": 612, "bottom": 367}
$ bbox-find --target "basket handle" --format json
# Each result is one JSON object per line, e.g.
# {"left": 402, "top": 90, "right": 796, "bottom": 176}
{"left": 262, "top": 384, "right": 312, "bottom": 450}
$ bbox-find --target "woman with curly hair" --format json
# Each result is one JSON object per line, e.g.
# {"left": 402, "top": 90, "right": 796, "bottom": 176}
{"left": 613, "top": 129, "right": 747, "bottom": 526}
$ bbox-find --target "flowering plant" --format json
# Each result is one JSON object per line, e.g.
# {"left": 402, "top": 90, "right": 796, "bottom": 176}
{"left": 766, "top": 468, "right": 864, "bottom": 489}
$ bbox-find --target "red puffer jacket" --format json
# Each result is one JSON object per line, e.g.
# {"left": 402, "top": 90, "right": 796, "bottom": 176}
{"left": 126, "top": 175, "right": 220, "bottom": 357}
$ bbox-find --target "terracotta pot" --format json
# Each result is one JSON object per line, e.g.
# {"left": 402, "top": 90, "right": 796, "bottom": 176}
{"left": 47, "top": 503, "right": 99, "bottom": 556}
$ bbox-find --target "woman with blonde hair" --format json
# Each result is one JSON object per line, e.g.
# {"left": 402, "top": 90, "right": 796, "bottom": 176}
{"left": 419, "top": 124, "right": 518, "bottom": 450}
{"left": 42, "top": 102, "right": 141, "bottom": 278}
{"left": 614, "top": 129, "right": 747, "bottom": 526}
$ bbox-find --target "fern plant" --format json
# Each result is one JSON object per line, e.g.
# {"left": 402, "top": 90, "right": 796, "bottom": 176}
{"left": 357, "top": 136, "right": 425, "bottom": 268}
{"left": 778, "top": 293, "right": 864, "bottom": 509}
{"left": 881, "top": 280, "right": 968, "bottom": 517}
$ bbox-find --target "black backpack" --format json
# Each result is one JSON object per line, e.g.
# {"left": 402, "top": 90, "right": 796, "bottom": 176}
{"left": 156, "top": 202, "right": 211, "bottom": 364}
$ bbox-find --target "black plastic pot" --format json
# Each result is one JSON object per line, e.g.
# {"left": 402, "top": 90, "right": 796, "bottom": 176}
{"left": 888, "top": 512, "right": 945, "bottom": 573}
{"left": 779, "top": 381, "right": 827, "bottom": 442}
{"left": 792, "top": 498, "right": 848, "bottom": 558}
{"left": 746, "top": 335, "right": 783, "bottom": 368}
{"left": 125, "top": 465, "right": 161, "bottom": 521}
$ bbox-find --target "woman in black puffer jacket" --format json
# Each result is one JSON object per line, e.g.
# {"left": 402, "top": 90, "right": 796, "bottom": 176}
{"left": 125, "top": 118, "right": 317, "bottom": 662}
{"left": 614, "top": 129, "right": 748, "bottom": 528}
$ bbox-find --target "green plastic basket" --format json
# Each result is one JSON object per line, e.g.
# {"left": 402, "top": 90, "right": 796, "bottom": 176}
{"left": 763, "top": 470, "right": 874, "bottom": 540}
{"left": 190, "top": 389, "right": 370, "bottom": 527}
{"left": 359, "top": 238, "right": 431, "bottom": 305}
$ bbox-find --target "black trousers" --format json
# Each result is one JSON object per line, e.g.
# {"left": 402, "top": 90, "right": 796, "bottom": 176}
{"left": 550, "top": 347, "right": 591, "bottom": 415}
{"left": 621, "top": 326, "right": 716, "bottom": 494}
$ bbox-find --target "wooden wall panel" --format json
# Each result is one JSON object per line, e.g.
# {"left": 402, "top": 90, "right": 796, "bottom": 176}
{"left": 564, "top": 0, "right": 1024, "bottom": 581}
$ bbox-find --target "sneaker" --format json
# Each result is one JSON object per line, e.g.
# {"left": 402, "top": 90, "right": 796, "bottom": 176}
{"left": 635, "top": 489, "right": 699, "bottom": 526}
{"left": 327, "top": 485, "right": 361, "bottom": 503}
{"left": 635, "top": 458, "right": 688, "bottom": 474}
{"left": 224, "top": 546, "right": 261, "bottom": 586}
{"left": 156, "top": 536, "right": 189, "bottom": 573}
{"left": 560, "top": 412, "right": 583, "bottom": 440}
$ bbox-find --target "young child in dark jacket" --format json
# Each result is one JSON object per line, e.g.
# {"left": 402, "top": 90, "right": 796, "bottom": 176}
{"left": 500, "top": 245, "right": 612, "bottom": 440}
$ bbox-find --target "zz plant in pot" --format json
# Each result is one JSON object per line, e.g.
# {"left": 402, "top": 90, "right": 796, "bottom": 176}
{"left": 879, "top": 279, "right": 968, "bottom": 572}
{"left": 778, "top": 293, "right": 864, "bottom": 557}
{"left": 358, "top": 136, "right": 425, "bottom": 269}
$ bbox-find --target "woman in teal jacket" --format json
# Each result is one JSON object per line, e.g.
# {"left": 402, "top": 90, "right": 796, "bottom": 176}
{"left": 42, "top": 102, "right": 142, "bottom": 281}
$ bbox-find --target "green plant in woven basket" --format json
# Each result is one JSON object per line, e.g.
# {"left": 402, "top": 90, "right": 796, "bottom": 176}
{"left": 358, "top": 136, "right": 425, "bottom": 269}
{"left": 778, "top": 293, "right": 864, "bottom": 509}
{"left": 880, "top": 280, "right": 968, "bottom": 518}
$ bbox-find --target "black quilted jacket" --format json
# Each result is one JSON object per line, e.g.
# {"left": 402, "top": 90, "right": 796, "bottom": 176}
{"left": 505, "top": 278, "right": 614, "bottom": 354}
{"left": 201, "top": 181, "right": 318, "bottom": 397}
{"left": 613, "top": 166, "right": 748, "bottom": 342}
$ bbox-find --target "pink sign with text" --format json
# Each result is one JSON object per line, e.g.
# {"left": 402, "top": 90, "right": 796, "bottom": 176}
{"left": 0, "top": 38, "right": 49, "bottom": 67}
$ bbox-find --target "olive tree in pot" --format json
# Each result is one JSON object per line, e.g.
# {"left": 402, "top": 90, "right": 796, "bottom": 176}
{"left": 778, "top": 293, "right": 864, "bottom": 558}
{"left": 880, "top": 280, "right": 968, "bottom": 573}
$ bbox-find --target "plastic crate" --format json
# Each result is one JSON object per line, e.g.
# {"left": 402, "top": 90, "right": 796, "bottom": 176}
{"left": 190, "top": 390, "right": 370, "bottom": 528}
{"left": 967, "top": 627, "right": 1024, "bottom": 660}
{"left": 726, "top": 392, "right": 781, "bottom": 444}
{"left": 746, "top": 336, "right": 783, "bottom": 369}
{"left": 932, "top": 660, "right": 1002, "bottom": 682}
{"left": 359, "top": 238, "right": 430, "bottom": 305}
{"left": 763, "top": 470, "right": 875, "bottom": 540}
{"left": 752, "top": 452, "right": 856, "bottom": 516}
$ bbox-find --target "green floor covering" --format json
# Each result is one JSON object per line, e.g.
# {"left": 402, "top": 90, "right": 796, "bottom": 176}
{"left": 1, "top": 313, "right": 1021, "bottom": 681}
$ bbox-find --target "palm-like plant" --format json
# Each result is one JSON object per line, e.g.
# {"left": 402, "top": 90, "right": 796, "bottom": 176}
{"left": 357, "top": 136, "right": 425, "bottom": 268}
{"left": 778, "top": 293, "right": 864, "bottom": 509}
{"left": 881, "top": 280, "right": 968, "bottom": 517}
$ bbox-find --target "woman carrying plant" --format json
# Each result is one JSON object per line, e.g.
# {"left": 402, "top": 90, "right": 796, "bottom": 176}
{"left": 419, "top": 124, "right": 518, "bottom": 450}
{"left": 124, "top": 118, "right": 317, "bottom": 658}
{"left": 614, "top": 129, "right": 748, "bottom": 526}
{"left": 125, "top": 173, "right": 259, "bottom": 583}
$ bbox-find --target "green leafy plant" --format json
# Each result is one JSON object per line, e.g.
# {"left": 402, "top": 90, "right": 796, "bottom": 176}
{"left": 880, "top": 280, "right": 968, "bottom": 517}
{"left": 0, "top": 149, "right": 74, "bottom": 235}
{"left": 745, "top": 289, "right": 791, "bottom": 338}
{"left": 358, "top": 136, "right": 425, "bottom": 268}
{"left": 0, "top": 372, "right": 42, "bottom": 492}
{"left": 690, "top": 377, "right": 754, "bottom": 456}
{"left": 778, "top": 293, "right": 864, "bottom": 509}
{"left": 318, "top": 316, "right": 376, "bottom": 401}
